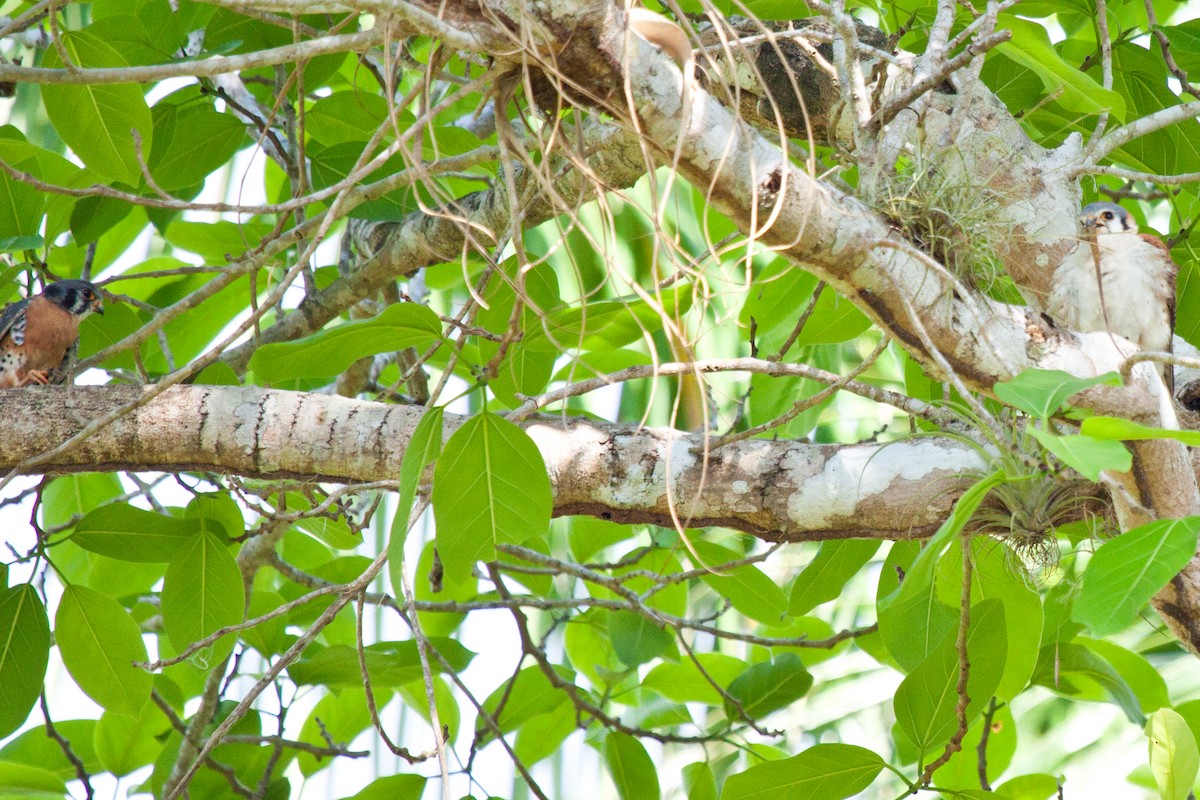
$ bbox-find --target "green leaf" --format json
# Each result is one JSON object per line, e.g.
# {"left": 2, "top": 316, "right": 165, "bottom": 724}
{"left": 95, "top": 705, "right": 167, "bottom": 777}
{"left": 893, "top": 600, "right": 1007, "bottom": 756}
{"left": 1146, "top": 708, "right": 1199, "bottom": 800}
{"left": 432, "top": 413, "right": 552, "bottom": 583}
{"left": 1080, "top": 416, "right": 1200, "bottom": 446}
{"left": 0, "top": 760, "right": 66, "bottom": 795}
{"left": 993, "top": 774, "right": 1061, "bottom": 800}
{"left": 248, "top": 303, "right": 443, "bottom": 383}
{"left": 388, "top": 406, "right": 444, "bottom": 600}
{"left": 0, "top": 139, "right": 46, "bottom": 238}
{"left": 55, "top": 586, "right": 151, "bottom": 717}
{"left": 792, "top": 285, "right": 873, "bottom": 347}
{"left": 878, "top": 471, "right": 1006, "bottom": 670}
{"left": 993, "top": 369, "right": 1121, "bottom": 419}
{"left": 719, "top": 743, "right": 885, "bottom": 800}
{"left": 42, "top": 473, "right": 122, "bottom": 528}
{"left": 725, "top": 653, "right": 812, "bottom": 719}
{"left": 0, "top": 586, "right": 50, "bottom": 739}
{"left": 603, "top": 733, "right": 661, "bottom": 800}
{"left": 147, "top": 96, "right": 246, "bottom": 191}
{"left": 739, "top": 261, "right": 819, "bottom": 337}
{"left": 514, "top": 703, "right": 577, "bottom": 767}
{"left": 1027, "top": 429, "right": 1131, "bottom": 481}
{"left": 691, "top": 541, "right": 788, "bottom": 625}
{"left": 0, "top": 720, "right": 99, "bottom": 780}
{"left": 608, "top": 611, "right": 674, "bottom": 667}
{"left": 683, "top": 762, "right": 719, "bottom": 800}
{"left": 296, "top": 689, "right": 371, "bottom": 776}
{"left": 185, "top": 493, "right": 244, "bottom": 540}
{"left": 305, "top": 92, "right": 393, "bottom": 146}
{"left": 41, "top": 32, "right": 153, "bottom": 184}
{"left": 287, "top": 640, "right": 474, "bottom": 687}
{"left": 479, "top": 664, "right": 571, "bottom": 736}
{"left": 161, "top": 533, "right": 244, "bottom": 660}
{"left": 1074, "top": 518, "right": 1200, "bottom": 634}
{"left": 789, "top": 539, "right": 879, "bottom": 616}
{"left": 996, "top": 17, "right": 1125, "bottom": 118}
{"left": 340, "top": 774, "right": 426, "bottom": 800}
{"left": 644, "top": 653, "right": 746, "bottom": 705}
{"left": 1032, "top": 641, "right": 1143, "bottom": 723}
{"left": 72, "top": 503, "right": 197, "bottom": 562}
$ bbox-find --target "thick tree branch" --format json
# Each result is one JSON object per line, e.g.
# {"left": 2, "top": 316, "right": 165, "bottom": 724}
{"left": 0, "top": 384, "right": 982, "bottom": 541}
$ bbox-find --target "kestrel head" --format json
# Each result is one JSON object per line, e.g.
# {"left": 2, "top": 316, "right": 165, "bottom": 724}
{"left": 43, "top": 280, "right": 104, "bottom": 317}
{"left": 1079, "top": 202, "right": 1137, "bottom": 235}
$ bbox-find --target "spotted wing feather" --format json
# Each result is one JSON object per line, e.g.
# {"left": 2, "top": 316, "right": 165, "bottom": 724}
{"left": 0, "top": 298, "right": 29, "bottom": 346}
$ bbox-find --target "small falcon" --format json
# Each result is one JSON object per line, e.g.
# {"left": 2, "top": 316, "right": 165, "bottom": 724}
{"left": 1046, "top": 202, "right": 1177, "bottom": 393}
{"left": 0, "top": 279, "right": 104, "bottom": 389}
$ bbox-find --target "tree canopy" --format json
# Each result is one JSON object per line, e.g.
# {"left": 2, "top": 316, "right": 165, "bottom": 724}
{"left": 3, "top": 0, "right": 1200, "bottom": 799}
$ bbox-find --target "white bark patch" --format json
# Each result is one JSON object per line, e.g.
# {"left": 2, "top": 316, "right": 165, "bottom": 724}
{"left": 785, "top": 440, "right": 983, "bottom": 530}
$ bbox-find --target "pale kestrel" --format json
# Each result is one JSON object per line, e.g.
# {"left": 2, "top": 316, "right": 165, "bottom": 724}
{"left": 1046, "top": 202, "right": 1176, "bottom": 393}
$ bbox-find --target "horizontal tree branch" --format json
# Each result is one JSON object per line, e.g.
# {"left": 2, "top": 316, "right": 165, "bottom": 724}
{"left": 0, "top": 385, "right": 984, "bottom": 541}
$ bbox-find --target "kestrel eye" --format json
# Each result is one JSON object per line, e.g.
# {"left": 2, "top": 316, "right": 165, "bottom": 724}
{"left": 1102, "top": 211, "right": 1114, "bottom": 220}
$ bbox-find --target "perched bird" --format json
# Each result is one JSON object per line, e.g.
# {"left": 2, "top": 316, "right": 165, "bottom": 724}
{"left": 0, "top": 279, "right": 104, "bottom": 389}
{"left": 1046, "top": 202, "right": 1177, "bottom": 393}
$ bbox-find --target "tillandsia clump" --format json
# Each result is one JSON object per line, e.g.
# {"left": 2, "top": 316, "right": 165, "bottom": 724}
{"left": 969, "top": 468, "right": 1113, "bottom": 573}
{"left": 875, "top": 152, "right": 1015, "bottom": 299}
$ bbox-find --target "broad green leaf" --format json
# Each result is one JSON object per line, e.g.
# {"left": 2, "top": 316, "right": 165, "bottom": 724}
{"left": 603, "top": 733, "right": 660, "bottom": 800}
{"left": 683, "top": 762, "right": 719, "bottom": 800}
{"left": 95, "top": 705, "right": 167, "bottom": 776}
{"left": 0, "top": 720, "right": 99, "bottom": 780}
{"left": 725, "top": 653, "right": 812, "bottom": 719}
{"left": 792, "top": 285, "right": 873, "bottom": 347}
{"left": 514, "top": 703, "right": 577, "bottom": 767}
{"left": 0, "top": 761, "right": 66, "bottom": 795}
{"left": 996, "top": 17, "right": 1125, "bottom": 117}
{"left": 161, "top": 533, "right": 244, "bottom": 660}
{"left": 305, "top": 91, "right": 394, "bottom": 146}
{"left": 1032, "top": 641, "right": 1143, "bottom": 723}
{"left": 147, "top": 96, "right": 246, "bottom": 191}
{"left": 564, "top": 610, "right": 629, "bottom": 689}
{"left": 894, "top": 600, "right": 1007, "bottom": 755}
{"left": 0, "top": 138, "right": 46, "bottom": 237}
{"left": 297, "top": 689, "right": 371, "bottom": 776}
{"left": 719, "top": 743, "right": 885, "bottom": 800}
{"left": 41, "top": 32, "right": 153, "bottom": 184}
{"left": 789, "top": 539, "right": 879, "bottom": 616}
{"left": 878, "top": 471, "right": 1006, "bottom": 670}
{"left": 644, "top": 654, "right": 746, "bottom": 705}
{"left": 739, "top": 261, "right": 819, "bottom": 337}
{"left": 287, "top": 640, "right": 474, "bottom": 687}
{"left": 993, "top": 369, "right": 1121, "bottom": 419}
{"left": 1082, "top": 639, "right": 1169, "bottom": 715}
{"left": 248, "top": 303, "right": 443, "bottom": 383}
{"left": 432, "top": 413, "right": 552, "bottom": 583}
{"left": 1080, "top": 416, "right": 1200, "bottom": 446}
{"left": 397, "top": 675, "right": 461, "bottom": 743}
{"left": 1111, "top": 43, "right": 1200, "bottom": 178}
{"left": 1074, "top": 518, "right": 1200, "bottom": 634}
{"left": 932, "top": 704, "right": 1017, "bottom": 790}
{"left": 994, "top": 774, "right": 1060, "bottom": 800}
{"left": 0, "top": 585, "right": 50, "bottom": 739}
{"left": 72, "top": 503, "right": 197, "bottom": 562}
{"left": 340, "top": 774, "right": 426, "bottom": 800}
{"left": 479, "top": 664, "right": 571, "bottom": 736}
{"left": 1027, "top": 429, "right": 1131, "bottom": 481}
{"left": 967, "top": 540, "right": 1042, "bottom": 700}
{"left": 608, "top": 611, "right": 674, "bottom": 667}
{"left": 1146, "top": 708, "right": 1199, "bottom": 800}
{"left": 56, "top": 586, "right": 151, "bottom": 717}
{"left": 691, "top": 541, "right": 788, "bottom": 625}
{"left": 41, "top": 473, "right": 122, "bottom": 528}
{"left": 527, "top": 289, "right": 693, "bottom": 352}
{"left": 388, "top": 406, "right": 444, "bottom": 600}
{"left": 185, "top": 493, "right": 244, "bottom": 540}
